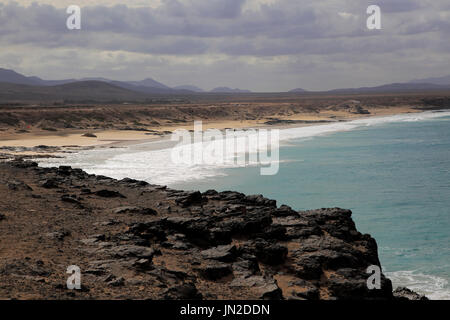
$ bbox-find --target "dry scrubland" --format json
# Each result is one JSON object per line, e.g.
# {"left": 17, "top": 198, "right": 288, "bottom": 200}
{"left": 0, "top": 91, "right": 449, "bottom": 133}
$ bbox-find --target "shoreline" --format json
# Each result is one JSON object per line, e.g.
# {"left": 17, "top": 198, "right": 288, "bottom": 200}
{"left": 0, "top": 106, "right": 422, "bottom": 158}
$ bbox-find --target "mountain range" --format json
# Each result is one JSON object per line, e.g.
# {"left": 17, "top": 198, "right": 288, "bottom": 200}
{"left": 0, "top": 68, "right": 252, "bottom": 94}
{"left": 409, "top": 75, "right": 450, "bottom": 86}
{"left": 0, "top": 68, "right": 449, "bottom": 103}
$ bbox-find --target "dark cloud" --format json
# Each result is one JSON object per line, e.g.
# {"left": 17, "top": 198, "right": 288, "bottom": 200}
{"left": 0, "top": 0, "right": 449, "bottom": 91}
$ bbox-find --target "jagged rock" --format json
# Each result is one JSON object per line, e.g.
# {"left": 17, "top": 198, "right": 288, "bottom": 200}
{"left": 216, "top": 191, "right": 245, "bottom": 202}
{"left": 113, "top": 206, "right": 157, "bottom": 215}
{"left": 0, "top": 260, "right": 51, "bottom": 277}
{"left": 10, "top": 160, "right": 38, "bottom": 168}
{"left": 195, "top": 262, "right": 232, "bottom": 280}
{"left": 41, "top": 178, "right": 60, "bottom": 189}
{"left": 0, "top": 161, "right": 401, "bottom": 300}
{"left": 165, "top": 216, "right": 231, "bottom": 247}
{"left": 46, "top": 230, "right": 70, "bottom": 241}
{"left": 57, "top": 166, "right": 73, "bottom": 176}
{"left": 7, "top": 180, "right": 32, "bottom": 191}
{"left": 103, "top": 245, "right": 157, "bottom": 260}
{"left": 94, "top": 189, "right": 126, "bottom": 198}
{"left": 244, "top": 240, "right": 287, "bottom": 265}
{"left": 127, "top": 221, "right": 167, "bottom": 243}
{"left": 108, "top": 277, "right": 125, "bottom": 287}
{"left": 201, "top": 245, "right": 238, "bottom": 262}
{"left": 231, "top": 276, "right": 282, "bottom": 300}
{"left": 80, "top": 234, "right": 106, "bottom": 245}
{"left": 325, "top": 268, "right": 393, "bottom": 299}
{"left": 255, "top": 224, "right": 287, "bottom": 240}
{"left": 94, "top": 219, "right": 120, "bottom": 227}
{"left": 288, "top": 280, "right": 320, "bottom": 300}
{"left": 174, "top": 191, "right": 204, "bottom": 207}
{"left": 232, "top": 256, "right": 260, "bottom": 277}
{"left": 202, "top": 189, "right": 218, "bottom": 196}
{"left": 393, "top": 287, "right": 428, "bottom": 300}
{"left": 245, "top": 194, "right": 277, "bottom": 207}
{"left": 133, "top": 259, "right": 153, "bottom": 271}
{"left": 61, "top": 195, "right": 82, "bottom": 206}
{"left": 220, "top": 212, "right": 272, "bottom": 235}
{"left": 164, "top": 283, "right": 203, "bottom": 300}
{"left": 119, "top": 178, "right": 149, "bottom": 187}
{"left": 273, "top": 205, "right": 298, "bottom": 217}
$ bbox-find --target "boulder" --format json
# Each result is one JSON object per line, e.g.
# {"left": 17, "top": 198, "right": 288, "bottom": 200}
{"left": 201, "top": 245, "right": 238, "bottom": 262}
{"left": 113, "top": 206, "right": 157, "bottom": 215}
{"left": 94, "top": 189, "right": 126, "bottom": 198}
{"left": 195, "top": 262, "right": 233, "bottom": 280}
{"left": 164, "top": 283, "right": 203, "bottom": 300}
{"left": 231, "top": 276, "right": 282, "bottom": 300}
{"left": 393, "top": 287, "right": 428, "bottom": 300}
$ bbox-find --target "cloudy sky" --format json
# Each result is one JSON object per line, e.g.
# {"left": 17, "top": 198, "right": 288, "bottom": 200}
{"left": 0, "top": 0, "right": 449, "bottom": 91}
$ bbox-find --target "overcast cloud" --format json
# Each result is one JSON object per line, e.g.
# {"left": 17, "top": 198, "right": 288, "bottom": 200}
{"left": 0, "top": 0, "right": 449, "bottom": 91}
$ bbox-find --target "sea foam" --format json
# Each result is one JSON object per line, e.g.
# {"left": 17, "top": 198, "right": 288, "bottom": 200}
{"left": 39, "top": 110, "right": 450, "bottom": 186}
{"left": 386, "top": 270, "right": 450, "bottom": 300}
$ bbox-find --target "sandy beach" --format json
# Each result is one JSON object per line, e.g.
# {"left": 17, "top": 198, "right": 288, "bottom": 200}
{"left": 0, "top": 105, "right": 421, "bottom": 157}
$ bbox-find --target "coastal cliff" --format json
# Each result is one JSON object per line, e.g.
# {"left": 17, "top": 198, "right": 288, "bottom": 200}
{"left": 0, "top": 160, "right": 422, "bottom": 300}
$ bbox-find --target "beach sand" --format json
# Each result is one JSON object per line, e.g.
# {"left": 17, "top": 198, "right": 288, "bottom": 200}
{"left": 0, "top": 106, "right": 420, "bottom": 157}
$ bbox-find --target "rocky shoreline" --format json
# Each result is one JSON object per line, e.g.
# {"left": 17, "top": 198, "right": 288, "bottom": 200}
{"left": 0, "top": 160, "right": 427, "bottom": 300}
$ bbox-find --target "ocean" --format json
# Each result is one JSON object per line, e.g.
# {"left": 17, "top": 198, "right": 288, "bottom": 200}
{"left": 39, "top": 110, "right": 450, "bottom": 299}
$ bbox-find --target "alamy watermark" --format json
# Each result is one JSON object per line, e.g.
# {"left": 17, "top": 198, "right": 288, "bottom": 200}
{"left": 366, "top": 265, "right": 382, "bottom": 290}
{"left": 66, "top": 5, "right": 81, "bottom": 30}
{"left": 367, "top": 5, "right": 382, "bottom": 30}
{"left": 66, "top": 265, "right": 81, "bottom": 290}
{"left": 65, "top": 5, "right": 382, "bottom": 31}
{"left": 170, "top": 121, "right": 280, "bottom": 176}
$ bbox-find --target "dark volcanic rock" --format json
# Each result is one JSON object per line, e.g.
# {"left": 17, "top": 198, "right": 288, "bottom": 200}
{"left": 0, "top": 160, "right": 403, "bottom": 300}
{"left": 105, "top": 245, "right": 157, "bottom": 260}
{"left": 113, "top": 206, "right": 157, "bottom": 215}
{"left": 46, "top": 230, "right": 71, "bottom": 241}
{"left": 244, "top": 240, "right": 288, "bottom": 265}
{"left": 201, "top": 245, "right": 238, "bottom": 262}
{"left": 195, "top": 262, "right": 233, "bottom": 280}
{"left": 231, "top": 276, "right": 283, "bottom": 300}
{"left": 41, "top": 178, "right": 60, "bottom": 189}
{"left": 288, "top": 280, "right": 320, "bottom": 300}
{"left": 94, "top": 189, "right": 126, "bottom": 198}
{"left": 61, "top": 195, "right": 82, "bottom": 206}
{"left": 7, "top": 180, "right": 32, "bottom": 191}
{"left": 164, "top": 283, "right": 203, "bottom": 300}
{"left": 174, "top": 191, "right": 204, "bottom": 207}
{"left": 393, "top": 287, "right": 428, "bottom": 301}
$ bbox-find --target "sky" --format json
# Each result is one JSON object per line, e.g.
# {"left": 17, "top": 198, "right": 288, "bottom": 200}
{"left": 0, "top": 0, "right": 449, "bottom": 92}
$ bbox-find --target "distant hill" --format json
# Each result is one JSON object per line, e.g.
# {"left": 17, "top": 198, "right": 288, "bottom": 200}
{"left": 326, "top": 82, "right": 450, "bottom": 94}
{"left": 210, "top": 87, "right": 251, "bottom": 93}
{"left": 109, "top": 81, "right": 191, "bottom": 94}
{"left": 173, "top": 85, "right": 205, "bottom": 92}
{"left": 289, "top": 88, "right": 308, "bottom": 93}
{"left": 2, "top": 68, "right": 450, "bottom": 98}
{"left": 409, "top": 75, "right": 450, "bottom": 86}
{"left": 0, "top": 68, "right": 43, "bottom": 86}
{"left": 0, "top": 68, "right": 190, "bottom": 94}
{"left": 127, "top": 78, "right": 171, "bottom": 89}
{"left": 0, "top": 81, "right": 154, "bottom": 102}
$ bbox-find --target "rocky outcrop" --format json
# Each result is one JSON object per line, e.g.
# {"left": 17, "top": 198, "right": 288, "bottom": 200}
{"left": 393, "top": 287, "right": 429, "bottom": 301}
{"left": 0, "top": 160, "right": 419, "bottom": 300}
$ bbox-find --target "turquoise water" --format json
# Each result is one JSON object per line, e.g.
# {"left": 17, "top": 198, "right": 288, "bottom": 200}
{"left": 172, "top": 114, "right": 450, "bottom": 299}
